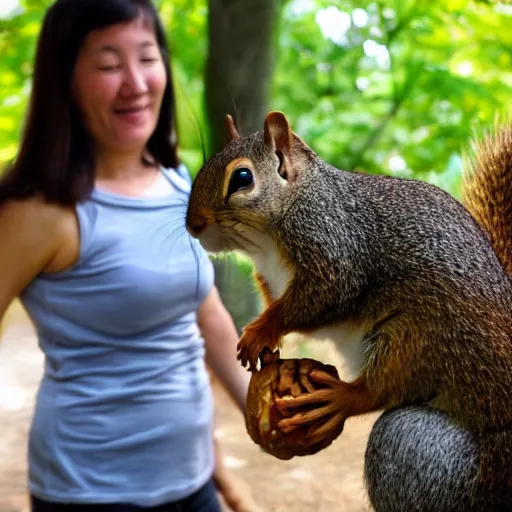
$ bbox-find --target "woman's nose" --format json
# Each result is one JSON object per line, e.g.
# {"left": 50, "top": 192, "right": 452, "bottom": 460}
{"left": 121, "top": 65, "right": 148, "bottom": 95}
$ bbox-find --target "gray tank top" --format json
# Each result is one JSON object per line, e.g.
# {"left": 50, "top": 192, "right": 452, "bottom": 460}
{"left": 20, "top": 165, "right": 216, "bottom": 506}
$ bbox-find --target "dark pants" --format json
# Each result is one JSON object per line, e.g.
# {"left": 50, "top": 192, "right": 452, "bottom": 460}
{"left": 31, "top": 479, "right": 221, "bottom": 512}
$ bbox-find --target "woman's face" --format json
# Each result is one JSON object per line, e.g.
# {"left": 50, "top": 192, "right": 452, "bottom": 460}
{"left": 72, "top": 16, "right": 167, "bottom": 155}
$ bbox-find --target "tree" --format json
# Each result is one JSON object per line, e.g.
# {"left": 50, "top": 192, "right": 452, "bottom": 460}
{"left": 202, "top": 0, "right": 282, "bottom": 331}
{"left": 271, "top": 0, "right": 512, "bottom": 198}
{"left": 204, "top": 0, "right": 280, "bottom": 153}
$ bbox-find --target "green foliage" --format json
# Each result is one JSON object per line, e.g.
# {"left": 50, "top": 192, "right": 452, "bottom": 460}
{"left": 164, "top": 0, "right": 209, "bottom": 176}
{"left": 272, "top": 0, "right": 512, "bottom": 198}
{"left": 2, "top": 0, "right": 511, "bottom": 200}
{"left": 0, "top": 0, "right": 209, "bottom": 173}
{"left": 0, "top": 0, "right": 51, "bottom": 163}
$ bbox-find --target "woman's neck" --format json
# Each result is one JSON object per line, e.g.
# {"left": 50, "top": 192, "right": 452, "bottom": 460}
{"left": 94, "top": 147, "right": 155, "bottom": 181}
{"left": 93, "top": 146, "right": 173, "bottom": 198}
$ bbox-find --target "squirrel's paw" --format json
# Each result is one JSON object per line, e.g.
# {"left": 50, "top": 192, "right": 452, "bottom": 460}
{"left": 237, "top": 329, "right": 275, "bottom": 372}
{"left": 275, "top": 369, "right": 347, "bottom": 444}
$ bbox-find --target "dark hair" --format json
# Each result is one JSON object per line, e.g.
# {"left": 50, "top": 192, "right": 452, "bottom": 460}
{"left": 0, "top": 0, "right": 179, "bottom": 206}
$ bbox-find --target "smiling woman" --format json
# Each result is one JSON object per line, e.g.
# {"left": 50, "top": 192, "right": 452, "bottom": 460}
{"left": 0, "top": 0, "right": 178, "bottom": 206}
{"left": 72, "top": 18, "right": 167, "bottom": 158}
{"left": 0, "top": 1, "right": 255, "bottom": 512}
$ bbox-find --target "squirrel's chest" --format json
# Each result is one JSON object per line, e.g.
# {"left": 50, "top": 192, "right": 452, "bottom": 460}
{"left": 248, "top": 238, "right": 293, "bottom": 301}
{"left": 308, "top": 324, "right": 366, "bottom": 381}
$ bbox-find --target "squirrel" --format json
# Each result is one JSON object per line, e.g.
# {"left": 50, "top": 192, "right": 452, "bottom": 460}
{"left": 186, "top": 111, "right": 512, "bottom": 511}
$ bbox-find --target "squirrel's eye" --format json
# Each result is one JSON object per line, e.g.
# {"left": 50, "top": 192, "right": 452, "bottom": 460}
{"left": 227, "top": 167, "right": 254, "bottom": 197}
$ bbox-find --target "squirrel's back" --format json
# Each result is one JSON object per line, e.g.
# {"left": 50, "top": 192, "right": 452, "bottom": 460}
{"left": 366, "top": 125, "right": 512, "bottom": 511}
{"left": 463, "top": 125, "right": 512, "bottom": 277}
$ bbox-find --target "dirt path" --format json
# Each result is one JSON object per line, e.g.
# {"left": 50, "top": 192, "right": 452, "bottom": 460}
{"left": 0, "top": 303, "right": 378, "bottom": 512}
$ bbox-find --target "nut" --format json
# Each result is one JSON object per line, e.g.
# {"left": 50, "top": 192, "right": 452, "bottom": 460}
{"left": 244, "top": 348, "right": 340, "bottom": 460}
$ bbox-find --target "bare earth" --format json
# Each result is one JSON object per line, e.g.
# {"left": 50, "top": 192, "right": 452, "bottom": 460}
{"left": 0, "top": 302, "right": 379, "bottom": 512}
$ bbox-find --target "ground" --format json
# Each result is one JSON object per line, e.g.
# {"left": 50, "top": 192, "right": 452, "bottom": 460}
{"left": 0, "top": 302, "right": 379, "bottom": 512}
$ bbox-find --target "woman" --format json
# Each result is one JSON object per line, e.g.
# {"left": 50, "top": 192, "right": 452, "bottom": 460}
{"left": 0, "top": 0, "right": 254, "bottom": 510}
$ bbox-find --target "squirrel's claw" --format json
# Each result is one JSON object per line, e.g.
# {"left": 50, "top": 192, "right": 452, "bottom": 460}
{"left": 236, "top": 343, "right": 254, "bottom": 371}
{"left": 276, "top": 390, "right": 338, "bottom": 429}
{"left": 237, "top": 328, "right": 276, "bottom": 372}
{"left": 276, "top": 394, "right": 346, "bottom": 442}
{"left": 276, "top": 372, "right": 348, "bottom": 442}
{"left": 236, "top": 337, "right": 260, "bottom": 372}
{"left": 236, "top": 303, "right": 283, "bottom": 372}
{"left": 306, "top": 412, "right": 346, "bottom": 445}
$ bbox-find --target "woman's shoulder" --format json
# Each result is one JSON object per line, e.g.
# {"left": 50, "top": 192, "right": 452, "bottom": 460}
{"left": 0, "top": 196, "right": 79, "bottom": 272}
{"left": 1, "top": 195, "right": 72, "bottom": 229}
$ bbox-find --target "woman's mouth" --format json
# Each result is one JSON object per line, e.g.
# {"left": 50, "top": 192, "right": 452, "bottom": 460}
{"left": 114, "top": 104, "right": 150, "bottom": 114}
{"left": 113, "top": 104, "right": 151, "bottom": 123}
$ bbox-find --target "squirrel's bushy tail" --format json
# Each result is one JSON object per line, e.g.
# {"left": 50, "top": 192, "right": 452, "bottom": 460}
{"left": 463, "top": 125, "right": 512, "bottom": 277}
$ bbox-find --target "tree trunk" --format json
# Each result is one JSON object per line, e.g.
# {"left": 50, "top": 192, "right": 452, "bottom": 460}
{"left": 204, "top": 0, "right": 280, "bottom": 332}
{"left": 205, "top": 0, "right": 279, "bottom": 153}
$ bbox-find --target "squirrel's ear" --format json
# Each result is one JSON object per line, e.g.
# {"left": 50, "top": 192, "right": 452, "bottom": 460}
{"left": 225, "top": 114, "right": 241, "bottom": 143}
{"left": 264, "top": 111, "right": 298, "bottom": 182}
{"left": 264, "top": 111, "right": 292, "bottom": 154}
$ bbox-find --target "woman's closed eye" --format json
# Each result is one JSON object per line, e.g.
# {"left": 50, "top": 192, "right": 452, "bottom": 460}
{"left": 141, "top": 57, "right": 159, "bottom": 64}
{"left": 98, "top": 65, "right": 121, "bottom": 72}
{"left": 96, "top": 58, "right": 122, "bottom": 71}
{"left": 97, "top": 57, "right": 159, "bottom": 71}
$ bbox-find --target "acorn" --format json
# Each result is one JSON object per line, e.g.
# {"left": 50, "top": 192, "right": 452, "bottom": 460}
{"left": 244, "top": 348, "right": 341, "bottom": 460}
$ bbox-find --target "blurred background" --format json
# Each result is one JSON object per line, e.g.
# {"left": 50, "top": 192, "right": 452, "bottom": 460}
{"left": 1, "top": 1, "right": 512, "bottom": 510}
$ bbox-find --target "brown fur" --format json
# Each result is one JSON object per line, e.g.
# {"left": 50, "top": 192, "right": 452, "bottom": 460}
{"left": 463, "top": 125, "right": 512, "bottom": 277}
{"left": 187, "top": 112, "right": 512, "bottom": 506}
{"left": 254, "top": 273, "right": 272, "bottom": 307}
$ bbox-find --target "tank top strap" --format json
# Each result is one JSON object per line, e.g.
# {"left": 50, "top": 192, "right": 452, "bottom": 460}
{"left": 74, "top": 199, "right": 99, "bottom": 266}
{"left": 160, "top": 164, "right": 192, "bottom": 194}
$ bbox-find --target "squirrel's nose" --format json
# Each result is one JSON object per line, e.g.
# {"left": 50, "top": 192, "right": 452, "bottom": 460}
{"left": 187, "top": 210, "right": 210, "bottom": 237}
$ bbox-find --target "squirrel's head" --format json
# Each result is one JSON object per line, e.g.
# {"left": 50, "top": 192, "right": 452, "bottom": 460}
{"left": 186, "top": 111, "right": 316, "bottom": 253}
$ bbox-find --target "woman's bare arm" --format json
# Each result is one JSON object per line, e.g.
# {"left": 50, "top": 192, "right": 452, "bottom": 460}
{"left": 198, "top": 286, "right": 250, "bottom": 413}
{"left": 0, "top": 198, "right": 78, "bottom": 326}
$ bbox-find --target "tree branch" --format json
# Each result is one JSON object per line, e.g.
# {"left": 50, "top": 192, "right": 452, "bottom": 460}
{"left": 345, "top": 1, "right": 420, "bottom": 171}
